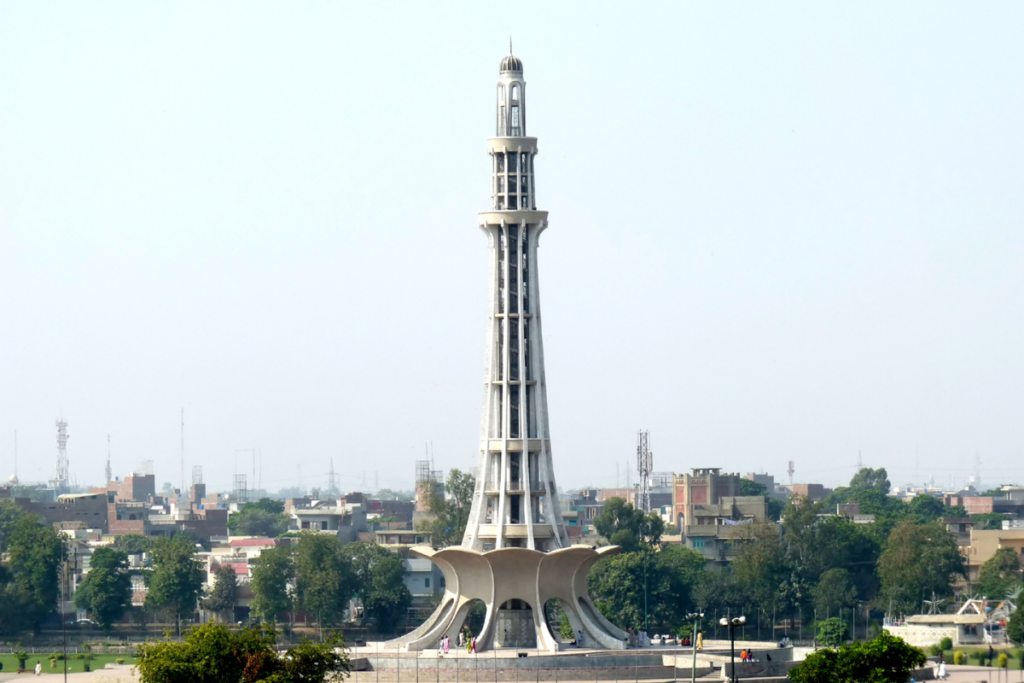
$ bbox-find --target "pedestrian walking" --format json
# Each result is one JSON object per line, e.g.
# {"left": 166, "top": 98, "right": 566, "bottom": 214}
{"left": 696, "top": 631, "right": 703, "bottom": 650}
{"left": 937, "top": 661, "right": 947, "bottom": 680}
{"left": 578, "top": 629, "right": 584, "bottom": 647}
{"left": 470, "top": 636, "right": 476, "bottom": 654}
{"left": 34, "top": 662, "right": 41, "bottom": 676}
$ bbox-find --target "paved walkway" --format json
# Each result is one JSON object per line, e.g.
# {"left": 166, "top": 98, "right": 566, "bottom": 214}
{"left": 935, "top": 665, "right": 1024, "bottom": 682}
{"left": 0, "top": 666, "right": 137, "bottom": 683}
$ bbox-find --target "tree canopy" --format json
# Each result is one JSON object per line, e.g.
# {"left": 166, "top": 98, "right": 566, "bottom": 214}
{"left": 4, "top": 513, "right": 63, "bottom": 631}
{"left": 250, "top": 544, "right": 294, "bottom": 623}
{"left": 976, "top": 547, "right": 1022, "bottom": 599}
{"left": 228, "top": 499, "right": 290, "bottom": 538}
{"left": 145, "top": 536, "right": 205, "bottom": 626}
{"left": 417, "top": 469, "right": 475, "bottom": 548}
{"left": 788, "top": 631, "right": 925, "bottom": 683}
{"left": 203, "top": 565, "right": 239, "bottom": 619}
{"left": 74, "top": 547, "right": 132, "bottom": 629}
{"left": 292, "top": 532, "right": 356, "bottom": 626}
{"left": 877, "top": 520, "right": 963, "bottom": 616}
{"left": 341, "top": 542, "right": 412, "bottom": 635}
{"left": 593, "top": 497, "right": 664, "bottom": 552}
{"left": 136, "top": 623, "right": 349, "bottom": 683}
{"left": 589, "top": 544, "right": 704, "bottom": 631}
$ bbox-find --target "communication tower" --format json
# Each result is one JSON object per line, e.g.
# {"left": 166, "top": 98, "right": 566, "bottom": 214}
{"left": 233, "top": 473, "right": 248, "bottom": 504}
{"left": 54, "top": 418, "right": 70, "bottom": 493}
{"left": 787, "top": 460, "right": 795, "bottom": 485}
{"left": 636, "top": 430, "right": 653, "bottom": 513}
{"left": 192, "top": 465, "right": 203, "bottom": 486}
{"left": 105, "top": 433, "right": 112, "bottom": 485}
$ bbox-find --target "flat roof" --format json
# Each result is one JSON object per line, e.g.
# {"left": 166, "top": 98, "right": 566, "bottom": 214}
{"left": 906, "top": 614, "right": 986, "bottom": 625}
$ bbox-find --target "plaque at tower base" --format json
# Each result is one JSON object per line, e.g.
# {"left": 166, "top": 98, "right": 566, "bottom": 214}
{"left": 384, "top": 51, "right": 626, "bottom": 653}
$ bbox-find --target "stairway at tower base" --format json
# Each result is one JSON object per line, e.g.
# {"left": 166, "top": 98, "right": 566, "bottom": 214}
{"left": 383, "top": 545, "right": 628, "bottom": 652}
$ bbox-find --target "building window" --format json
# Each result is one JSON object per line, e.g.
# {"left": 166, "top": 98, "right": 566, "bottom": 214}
{"left": 692, "top": 538, "right": 705, "bottom": 550}
{"left": 424, "top": 578, "right": 431, "bottom": 588}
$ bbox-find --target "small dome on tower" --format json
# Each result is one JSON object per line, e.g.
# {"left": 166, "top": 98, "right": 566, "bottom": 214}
{"left": 500, "top": 54, "right": 523, "bottom": 73}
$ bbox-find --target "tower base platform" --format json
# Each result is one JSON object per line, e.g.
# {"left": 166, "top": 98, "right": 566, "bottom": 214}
{"left": 382, "top": 545, "right": 628, "bottom": 653}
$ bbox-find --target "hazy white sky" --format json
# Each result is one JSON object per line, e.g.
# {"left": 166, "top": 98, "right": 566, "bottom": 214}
{"left": 1, "top": 2, "right": 1022, "bottom": 495}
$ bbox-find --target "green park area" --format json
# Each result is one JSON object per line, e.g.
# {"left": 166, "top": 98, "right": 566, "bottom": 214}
{"left": 0, "top": 653, "right": 138, "bottom": 675}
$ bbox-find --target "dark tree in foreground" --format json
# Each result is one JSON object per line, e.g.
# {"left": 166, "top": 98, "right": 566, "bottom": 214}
{"left": 788, "top": 631, "right": 925, "bottom": 683}
{"left": 136, "top": 623, "right": 349, "bottom": 683}
{"left": 593, "top": 497, "right": 664, "bottom": 552}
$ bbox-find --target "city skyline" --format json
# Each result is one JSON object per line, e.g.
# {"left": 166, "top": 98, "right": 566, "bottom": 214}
{"left": 2, "top": 3, "right": 1023, "bottom": 494}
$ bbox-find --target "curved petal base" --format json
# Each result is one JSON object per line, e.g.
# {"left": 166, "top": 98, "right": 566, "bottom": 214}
{"left": 385, "top": 545, "right": 626, "bottom": 653}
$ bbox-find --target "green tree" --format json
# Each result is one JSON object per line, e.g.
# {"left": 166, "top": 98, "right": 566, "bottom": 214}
{"left": 113, "top": 534, "right": 151, "bottom": 555}
{"left": 1007, "top": 602, "right": 1024, "bottom": 646}
{"left": 816, "top": 617, "right": 848, "bottom": 646}
{"left": 417, "top": 469, "right": 475, "bottom": 548}
{"left": 976, "top": 547, "right": 1022, "bottom": 598}
{"left": 74, "top": 548, "right": 131, "bottom": 629}
{"left": 730, "top": 520, "right": 790, "bottom": 616}
{"left": 737, "top": 480, "right": 784, "bottom": 521}
{"left": 228, "top": 499, "right": 290, "bottom": 538}
{"left": 293, "top": 532, "right": 356, "bottom": 627}
{"left": 145, "top": 536, "right": 205, "bottom": 632}
{"left": 202, "top": 565, "right": 238, "bottom": 620}
{"left": 849, "top": 467, "right": 891, "bottom": 494}
{"left": 593, "top": 498, "right": 664, "bottom": 552}
{"left": 0, "top": 500, "right": 26, "bottom": 552}
{"left": 341, "top": 542, "right": 412, "bottom": 635}
{"left": 136, "top": 622, "right": 350, "bottom": 683}
{"left": 789, "top": 631, "right": 925, "bottom": 683}
{"left": 559, "top": 613, "right": 575, "bottom": 641}
{"left": 589, "top": 544, "right": 704, "bottom": 631}
{"left": 250, "top": 544, "right": 294, "bottom": 623}
{"left": 812, "top": 568, "right": 857, "bottom": 618}
{"left": 877, "top": 520, "right": 963, "bottom": 615}
{"left": 5, "top": 514, "right": 63, "bottom": 631}
{"left": 908, "top": 495, "right": 946, "bottom": 522}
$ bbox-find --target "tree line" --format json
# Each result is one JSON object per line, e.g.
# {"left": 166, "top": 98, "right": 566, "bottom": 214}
{"left": 1, "top": 498, "right": 413, "bottom": 637}
{"left": 581, "top": 467, "right": 1024, "bottom": 639}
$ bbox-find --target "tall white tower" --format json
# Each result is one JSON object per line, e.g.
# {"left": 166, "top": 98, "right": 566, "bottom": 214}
{"left": 385, "top": 52, "right": 627, "bottom": 653}
{"left": 463, "top": 53, "right": 569, "bottom": 553}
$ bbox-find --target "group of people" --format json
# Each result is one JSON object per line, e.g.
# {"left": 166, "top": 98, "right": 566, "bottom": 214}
{"left": 679, "top": 632, "right": 704, "bottom": 649}
{"left": 624, "top": 628, "right": 652, "bottom": 647}
{"left": 437, "top": 630, "right": 477, "bottom": 655}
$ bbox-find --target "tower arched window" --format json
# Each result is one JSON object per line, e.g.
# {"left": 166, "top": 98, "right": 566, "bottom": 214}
{"left": 497, "top": 84, "right": 506, "bottom": 136}
{"left": 510, "top": 83, "right": 521, "bottom": 136}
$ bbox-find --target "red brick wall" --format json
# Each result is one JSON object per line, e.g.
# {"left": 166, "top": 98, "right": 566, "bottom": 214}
{"left": 964, "top": 497, "right": 994, "bottom": 514}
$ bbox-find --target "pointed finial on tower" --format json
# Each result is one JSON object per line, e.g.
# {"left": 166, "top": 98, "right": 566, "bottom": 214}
{"left": 510, "top": 37, "right": 513, "bottom": 54}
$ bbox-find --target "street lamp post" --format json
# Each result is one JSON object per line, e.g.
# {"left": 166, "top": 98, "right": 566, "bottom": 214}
{"left": 719, "top": 616, "right": 746, "bottom": 683}
{"left": 685, "top": 612, "right": 703, "bottom": 683}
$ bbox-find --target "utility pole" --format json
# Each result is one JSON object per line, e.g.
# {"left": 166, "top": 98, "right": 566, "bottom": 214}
{"left": 180, "top": 408, "right": 185, "bottom": 495}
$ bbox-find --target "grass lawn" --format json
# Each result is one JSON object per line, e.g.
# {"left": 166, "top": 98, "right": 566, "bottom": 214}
{"left": 0, "top": 654, "right": 138, "bottom": 674}
{"left": 940, "top": 647, "right": 1024, "bottom": 670}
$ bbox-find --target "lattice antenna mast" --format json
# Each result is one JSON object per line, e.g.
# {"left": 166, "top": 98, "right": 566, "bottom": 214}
{"left": 787, "top": 460, "right": 795, "bottom": 485}
{"left": 55, "top": 418, "right": 70, "bottom": 493}
{"left": 328, "top": 458, "right": 337, "bottom": 494}
{"left": 105, "top": 433, "right": 112, "bottom": 485}
{"left": 636, "top": 430, "right": 652, "bottom": 513}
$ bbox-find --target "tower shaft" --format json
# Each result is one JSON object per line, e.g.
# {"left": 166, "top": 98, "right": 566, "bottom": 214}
{"left": 463, "top": 56, "right": 568, "bottom": 552}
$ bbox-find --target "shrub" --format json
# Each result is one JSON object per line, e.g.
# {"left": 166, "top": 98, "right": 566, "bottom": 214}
{"left": 115, "top": 659, "right": 125, "bottom": 665}
{"left": 928, "top": 644, "right": 943, "bottom": 656}
{"left": 816, "top": 617, "right": 849, "bottom": 647}
{"left": 15, "top": 651, "right": 27, "bottom": 668}
{"left": 970, "top": 651, "right": 986, "bottom": 663}
{"left": 999, "top": 653, "right": 1008, "bottom": 668}
{"left": 84, "top": 661, "right": 91, "bottom": 672}
{"left": 939, "top": 636, "right": 953, "bottom": 651}
{"left": 954, "top": 651, "right": 966, "bottom": 665}
{"left": 73, "top": 653, "right": 85, "bottom": 660}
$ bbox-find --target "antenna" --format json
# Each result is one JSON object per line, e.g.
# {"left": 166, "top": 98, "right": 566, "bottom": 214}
{"left": 856, "top": 450, "right": 862, "bottom": 470}
{"left": 328, "top": 458, "right": 337, "bottom": 494}
{"left": 180, "top": 408, "right": 185, "bottom": 495}
{"left": 105, "top": 433, "right": 112, "bottom": 485}
{"left": 787, "top": 460, "right": 795, "bottom": 485}
{"left": 636, "top": 430, "right": 652, "bottom": 513}
{"left": 13, "top": 431, "right": 18, "bottom": 481}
